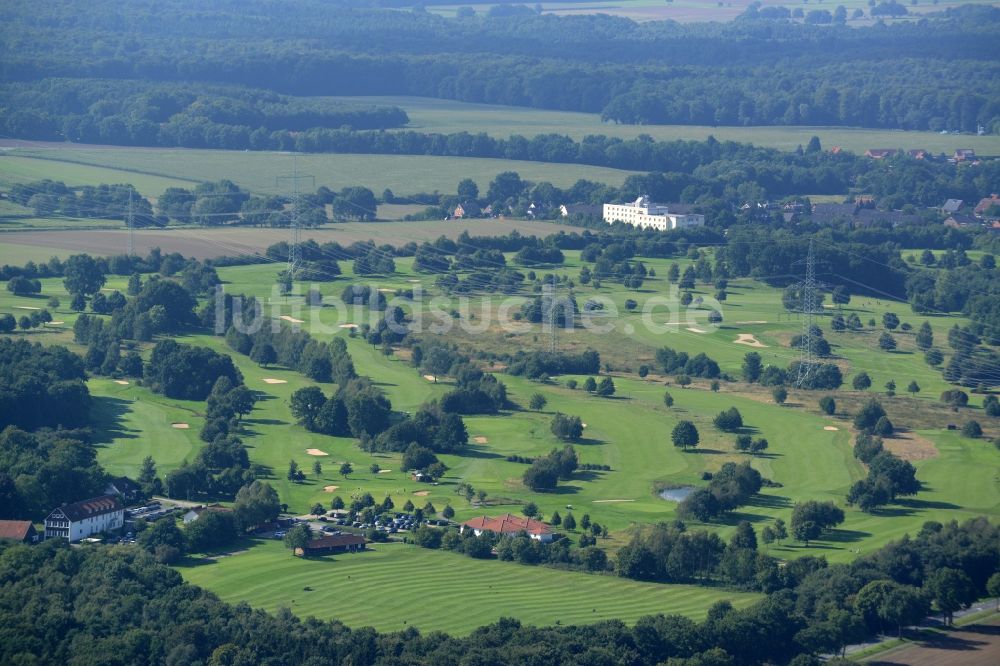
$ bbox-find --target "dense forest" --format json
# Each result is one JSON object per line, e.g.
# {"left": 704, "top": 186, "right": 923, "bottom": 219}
{"left": 0, "top": 78, "right": 409, "bottom": 146}
{"left": 0, "top": 1, "right": 996, "bottom": 137}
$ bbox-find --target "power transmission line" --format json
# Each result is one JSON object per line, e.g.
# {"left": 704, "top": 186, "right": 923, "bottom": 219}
{"left": 276, "top": 157, "right": 314, "bottom": 277}
{"left": 126, "top": 188, "right": 135, "bottom": 256}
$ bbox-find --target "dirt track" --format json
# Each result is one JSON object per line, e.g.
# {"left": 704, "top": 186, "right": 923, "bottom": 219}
{"left": 864, "top": 619, "right": 1000, "bottom": 666}
{"left": 0, "top": 219, "right": 568, "bottom": 260}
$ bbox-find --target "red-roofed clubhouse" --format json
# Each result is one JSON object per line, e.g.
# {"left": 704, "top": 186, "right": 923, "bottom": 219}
{"left": 461, "top": 514, "right": 553, "bottom": 542}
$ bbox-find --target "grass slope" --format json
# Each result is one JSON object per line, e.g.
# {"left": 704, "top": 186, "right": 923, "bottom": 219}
{"left": 177, "top": 539, "right": 758, "bottom": 635}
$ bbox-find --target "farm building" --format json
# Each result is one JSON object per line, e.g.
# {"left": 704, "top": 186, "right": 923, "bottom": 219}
{"left": 864, "top": 148, "right": 897, "bottom": 159}
{"left": 182, "top": 504, "right": 233, "bottom": 524}
{"left": 104, "top": 477, "right": 142, "bottom": 504}
{"left": 603, "top": 196, "right": 705, "bottom": 231}
{"left": 44, "top": 495, "right": 123, "bottom": 542}
{"left": 296, "top": 534, "right": 366, "bottom": 556}
{"left": 461, "top": 514, "right": 554, "bottom": 542}
{"left": 559, "top": 203, "right": 601, "bottom": 218}
{"left": 0, "top": 520, "right": 39, "bottom": 544}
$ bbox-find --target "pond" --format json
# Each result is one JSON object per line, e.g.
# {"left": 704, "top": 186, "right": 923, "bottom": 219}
{"left": 658, "top": 486, "right": 695, "bottom": 502}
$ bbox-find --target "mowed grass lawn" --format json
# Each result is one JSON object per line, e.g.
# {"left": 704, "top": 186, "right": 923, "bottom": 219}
{"left": 177, "top": 539, "right": 758, "bottom": 634}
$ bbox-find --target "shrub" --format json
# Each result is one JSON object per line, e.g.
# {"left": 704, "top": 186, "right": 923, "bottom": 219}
{"left": 713, "top": 407, "right": 743, "bottom": 432}
{"left": 962, "top": 420, "right": 982, "bottom": 438}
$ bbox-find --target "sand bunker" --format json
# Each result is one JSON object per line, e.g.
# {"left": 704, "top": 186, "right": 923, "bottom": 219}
{"left": 823, "top": 426, "right": 840, "bottom": 431}
{"left": 377, "top": 469, "right": 392, "bottom": 474}
{"left": 686, "top": 327, "right": 707, "bottom": 334}
{"left": 306, "top": 449, "right": 329, "bottom": 456}
{"left": 473, "top": 436, "right": 488, "bottom": 444}
{"left": 582, "top": 423, "right": 588, "bottom": 429}
{"left": 114, "top": 380, "right": 130, "bottom": 385}
{"left": 48, "top": 321, "right": 65, "bottom": 325}
{"left": 592, "top": 499, "right": 634, "bottom": 503}
{"left": 413, "top": 490, "right": 430, "bottom": 496}
{"left": 378, "top": 288, "right": 395, "bottom": 293}
{"left": 280, "top": 315, "right": 305, "bottom": 324}
{"left": 736, "top": 320, "right": 768, "bottom": 325}
{"left": 407, "top": 279, "right": 420, "bottom": 283}
{"left": 13, "top": 305, "right": 39, "bottom": 310}
{"left": 734, "top": 333, "right": 767, "bottom": 348}
{"left": 423, "top": 374, "right": 438, "bottom": 382}
{"left": 338, "top": 323, "right": 358, "bottom": 329}
{"left": 171, "top": 423, "right": 190, "bottom": 429}
{"left": 262, "top": 378, "right": 287, "bottom": 384}
{"left": 323, "top": 485, "right": 340, "bottom": 493}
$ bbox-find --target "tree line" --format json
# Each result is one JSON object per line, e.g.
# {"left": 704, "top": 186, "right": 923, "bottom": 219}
{"left": 0, "top": 78, "right": 408, "bottom": 147}
{"left": 3, "top": 2, "right": 996, "bottom": 133}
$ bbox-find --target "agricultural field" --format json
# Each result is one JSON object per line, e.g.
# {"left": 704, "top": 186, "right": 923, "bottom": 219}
{"left": 0, "top": 145, "right": 638, "bottom": 198}
{"left": 331, "top": 95, "right": 1000, "bottom": 156}
{"left": 428, "top": 0, "right": 995, "bottom": 24}
{"left": 0, "top": 218, "right": 568, "bottom": 264}
{"left": 177, "top": 539, "right": 758, "bottom": 634}
{"left": 0, "top": 153, "right": 195, "bottom": 197}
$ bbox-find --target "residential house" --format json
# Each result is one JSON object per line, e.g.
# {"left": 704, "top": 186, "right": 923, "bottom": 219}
{"left": 559, "top": 203, "right": 602, "bottom": 218}
{"left": 461, "top": 513, "right": 554, "bottom": 542}
{"left": 854, "top": 208, "right": 921, "bottom": 228}
{"left": 252, "top": 518, "right": 294, "bottom": 535}
{"left": 44, "top": 495, "right": 124, "bottom": 542}
{"left": 811, "top": 202, "right": 918, "bottom": 228}
{"left": 182, "top": 503, "right": 233, "bottom": 524}
{"left": 974, "top": 195, "right": 1000, "bottom": 219}
{"left": 104, "top": 476, "right": 142, "bottom": 504}
{"left": 907, "top": 149, "right": 928, "bottom": 160}
{"left": 953, "top": 148, "right": 976, "bottom": 162}
{"left": 295, "top": 534, "right": 366, "bottom": 556}
{"left": 452, "top": 204, "right": 466, "bottom": 219}
{"left": 810, "top": 202, "right": 859, "bottom": 225}
{"left": 941, "top": 199, "right": 964, "bottom": 215}
{"left": 944, "top": 213, "right": 979, "bottom": 229}
{"left": 0, "top": 520, "right": 39, "bottom": 544}
{"left": 864, "top": 148, "right": 898, "bottom": 159}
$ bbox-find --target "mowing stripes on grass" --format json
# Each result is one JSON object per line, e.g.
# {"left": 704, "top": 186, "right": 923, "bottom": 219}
{"left": 178, "top": 540, "right": 758, "bottom": 634}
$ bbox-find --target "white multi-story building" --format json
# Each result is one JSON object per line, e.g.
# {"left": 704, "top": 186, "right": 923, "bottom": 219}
{"left": 44, "top": 495, "right": 124, "bottom": 542}
{"left": 603, "top": 196, "right": 705, "bottom": 231}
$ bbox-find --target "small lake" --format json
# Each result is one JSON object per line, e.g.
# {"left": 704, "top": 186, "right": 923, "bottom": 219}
{"left": 658, "top": 486, "right": 695, "bottom": 502}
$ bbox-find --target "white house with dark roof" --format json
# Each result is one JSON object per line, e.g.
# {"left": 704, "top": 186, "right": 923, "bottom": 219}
{"left": 44, "top": 495, "right": 123, "bottom": 542}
